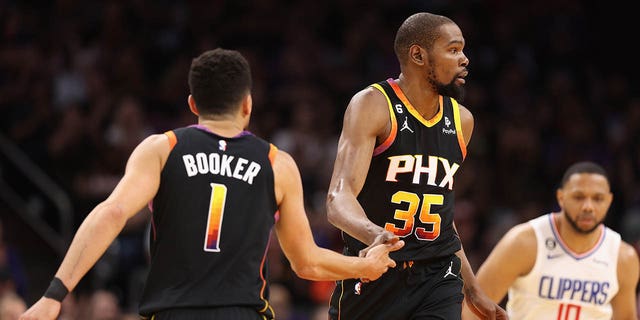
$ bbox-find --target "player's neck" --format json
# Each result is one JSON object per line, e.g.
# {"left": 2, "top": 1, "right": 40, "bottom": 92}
{"left": 396, "top": 74, "right": 440, "bottom": 119}
{"left": 197, "top": 118, "right": 245, "bottom": 138}
{"left": 554, "top": 212, "right": 603, "bottom": 254}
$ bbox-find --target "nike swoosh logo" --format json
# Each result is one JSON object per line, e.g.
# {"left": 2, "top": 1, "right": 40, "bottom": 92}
{"left": 593, "top": 259, "right": 608, "bottom": 266}
{"left": 547, "top": 254, "right": 564, "bottom": 259}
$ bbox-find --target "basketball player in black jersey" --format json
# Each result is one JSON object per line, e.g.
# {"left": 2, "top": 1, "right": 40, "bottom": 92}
{"left": 326, "top": 13, "right": 507, "bottom": 319}
{"left": 20, "top": 49, "right": 403, "bottom": 320}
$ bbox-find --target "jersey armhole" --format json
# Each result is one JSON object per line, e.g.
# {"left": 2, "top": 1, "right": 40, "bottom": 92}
{"left": 269, "top": 144, "right": 280, "bottom": 222}
{"left": 370, "top": 83, "right": 397, "bottom": 156}
{"left": 450, "top": 98, "right": 467, "bottom": 160}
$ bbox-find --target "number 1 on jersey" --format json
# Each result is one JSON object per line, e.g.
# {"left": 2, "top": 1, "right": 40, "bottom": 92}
{"left": 204, "top": 183, "right": 227, "bottom": 252}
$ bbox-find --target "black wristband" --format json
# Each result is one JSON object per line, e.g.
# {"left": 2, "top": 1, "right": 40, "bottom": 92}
{"left": 43, "top": 277, "right": 69, "bottom": 302}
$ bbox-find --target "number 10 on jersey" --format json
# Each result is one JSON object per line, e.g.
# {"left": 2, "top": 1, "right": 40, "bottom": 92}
{"left": 557, "top": 303, "right": 581, "bottom": 320}
{"left": 204, "top": 183, "right": 227, "bottom": 252}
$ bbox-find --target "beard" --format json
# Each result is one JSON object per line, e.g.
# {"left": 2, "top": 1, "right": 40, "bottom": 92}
{"left": 563, "top": 209, "right": 605, "bottom": 234}
{"left": 427, "top": 67, "right": 466, "bottom": 101}
{"left": 436, "top": 81, "right": 465, "bottom": 102}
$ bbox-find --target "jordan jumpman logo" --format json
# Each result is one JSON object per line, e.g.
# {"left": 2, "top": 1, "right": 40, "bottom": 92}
{"left": 400, "top": 116, "right": 414, "bottom": 133}
{"left": 444, "top": 261, "right": 457, "bottom": 278}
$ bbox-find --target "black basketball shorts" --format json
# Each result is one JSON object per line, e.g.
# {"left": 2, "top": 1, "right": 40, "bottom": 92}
{"left": 329, "top": 255, "right": 464, "bottom": 320}
{"left": 143, "top": 306, "right": 272, "bottom": 320}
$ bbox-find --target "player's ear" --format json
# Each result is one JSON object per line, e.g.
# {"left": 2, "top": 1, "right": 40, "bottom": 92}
{"left": 556, "top": 188, "right": 564, "bottom": 207}
{"left": 242, "top": 93, "right": 252, "bottom": 117}
{"left": 188, "top": 95, "right": 199, "bottom": 116}
{"left": 409, "top": 45, "right": 426, "bottom": 66}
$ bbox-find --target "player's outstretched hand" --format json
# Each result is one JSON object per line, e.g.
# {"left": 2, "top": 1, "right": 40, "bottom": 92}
{"left": 465, "top": 290, "right": 509, "bottom": 320}
{"left": 19, "top": 297, "right": 61, "bottom": 320}
{"left": 360, "top": 239, "right": 404, "bottom": 282}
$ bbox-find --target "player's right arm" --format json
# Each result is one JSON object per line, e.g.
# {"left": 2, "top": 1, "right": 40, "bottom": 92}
{"left": 461, "top": 223, "right": 536, "bottom": 319}
{"left": 20, "top": 134, "right": 171, "bottom": 320}
{"left": 273, "top": 149, "right": 403, "bottom": 281}
{"left": 326, "top": 88, "right": 399, "bottom": 249}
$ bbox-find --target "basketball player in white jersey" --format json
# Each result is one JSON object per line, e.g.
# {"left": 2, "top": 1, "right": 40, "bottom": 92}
{"left": 462, "top": 161, "right": 639, "bottom": 320}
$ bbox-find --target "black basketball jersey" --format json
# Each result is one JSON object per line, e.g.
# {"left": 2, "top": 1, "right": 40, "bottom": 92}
{"left": 344, "top": 78, "right": 467, "bottom": 261}
{"left": 138, "top": 125, "right": 278, "bottom": 318}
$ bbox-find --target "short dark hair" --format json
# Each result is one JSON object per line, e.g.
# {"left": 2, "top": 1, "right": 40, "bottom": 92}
{"left": 394, "top": 12, "right": 454, "bottom": 64}
{"left": 188, "top": 48, "right": 252, "bottom": 117}
{"left": 560, "top": 161, "right": 609, "bottom": 187}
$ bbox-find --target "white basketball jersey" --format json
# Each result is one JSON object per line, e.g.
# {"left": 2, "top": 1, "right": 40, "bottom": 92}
{"left": 507, "top": 213, "right": 620, "bottom": 320}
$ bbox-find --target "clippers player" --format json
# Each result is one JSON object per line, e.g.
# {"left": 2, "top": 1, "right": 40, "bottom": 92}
{"left": 463, "top": 161, "right": 639, "bottom": 320}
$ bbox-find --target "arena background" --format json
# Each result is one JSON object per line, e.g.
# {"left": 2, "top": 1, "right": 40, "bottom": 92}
{"left": 1, "top": 0, "right": 638, "bottom": 319}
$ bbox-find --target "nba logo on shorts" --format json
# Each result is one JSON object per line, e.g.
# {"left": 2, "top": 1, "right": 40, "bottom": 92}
{"left": 354, "top": 281, "right": 362, "bottom": 295}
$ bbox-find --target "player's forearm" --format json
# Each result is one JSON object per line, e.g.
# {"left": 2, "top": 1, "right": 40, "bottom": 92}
{"left": 292, "top": 246, "right": 370, "bottom": 281}
{"left": 53, "top": 202, "right": 129, "bottom": 292}
{"left": 326, "top": 192, "right": 383, "bottom": 245}
{"left": 452, "top": 223, "right": 480, "bottom": 292}
{"left": 456, "top": 248, "right": 480, "bottom": 293}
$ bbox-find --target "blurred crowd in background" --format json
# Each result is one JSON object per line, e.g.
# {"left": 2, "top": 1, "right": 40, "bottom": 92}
{"left": 1, "top": 0, "right": 639, "bottom": 319}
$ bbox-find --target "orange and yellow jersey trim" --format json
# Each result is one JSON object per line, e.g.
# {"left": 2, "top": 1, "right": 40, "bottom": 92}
{"left": 258, "top": 230, "right": 276, "bottom": 317}
{"left": 268, "top": 144, "right": 278, "bottom": 165}
{"left": 450, "top": 98, "right": 467, "bottom": 160}
{"left": 370, "top": 83, "right": 398, "bottom": 156}
{"left": 387, "top": 79, "right": 467, "bottom": 160}
{"left": 388, "top": 80, "right": 444, "bottom": 127}
{"left": 164, "top": 130, "right": 177, "bottom": 150}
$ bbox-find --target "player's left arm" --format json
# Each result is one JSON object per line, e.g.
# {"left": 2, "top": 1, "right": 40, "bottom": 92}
{"left": 454, "top": 223, "right": 507, "bottom": 320}
{"left": 455, "top": 104, "right": 478, "bottom": 292}
{"left": 610, "top": 241, "right": 639, "bottom": 320}
{"left": 455, "top": 103, "right": 479, "bottom": 295}
{"left": 456, "top": 105, "right": 508, "bottom": 319}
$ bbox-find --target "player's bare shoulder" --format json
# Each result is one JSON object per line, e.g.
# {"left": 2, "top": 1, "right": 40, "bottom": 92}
{"left": 143, "top": 133, "right": 174, "bottom": 165}
{"left": 498, "top": 222, "right": 538, "bottom": 274}
{"left": 343, "top": 86, "right": 391, "bottom": 139}
{"left": 148, "top": 133, "right": 174, "bottom": 148}
{"left": 617, "top": 240, "right": 640, "bottom": 278}
{"left": 270, "top": 148, "right": 303, "bottom": 204}
{"left": 348, "top": 84, "right": 385, "bottom": 105}
{"left": 504, "top": 222, "right": 536, "bottom": 250}
{"left": 124, "top": 133, "right": 173, "bottom": 168}
{"left": 457, "top": 103, "right": 473, "bottom": 124}
{"left": 271, "top": 148, "right": 298, "bottom": 177}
